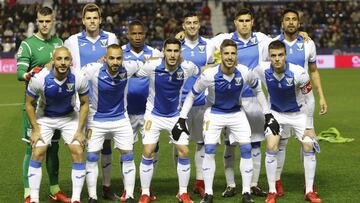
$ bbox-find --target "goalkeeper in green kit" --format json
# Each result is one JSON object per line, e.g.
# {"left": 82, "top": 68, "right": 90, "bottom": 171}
{"left": 16, "top": 6, "right": 70, "bottom": 203}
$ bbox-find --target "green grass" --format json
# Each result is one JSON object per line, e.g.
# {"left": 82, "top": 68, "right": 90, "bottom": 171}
{"left": 0, "top": 69, "right": 359, "bottom": 202}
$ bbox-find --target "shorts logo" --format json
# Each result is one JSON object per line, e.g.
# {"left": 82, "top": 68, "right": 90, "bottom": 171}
{"left": 285, "top": 77, "right": 293, "bottom": 86}
{"left": 100, "top": 39, "right": 108, "bottom": 47}
{"left": 176, "top": 71, "right": 184, "bottom": 80}
{"left": 198, "top": 45, "right": 205, "bottom": 53}
{"left": 66, "top": 83, "right": 74, "bottom": 92}
{"left": 234, "top": 77, "right": 242, "bottom": 86}
{"left": 296, "top": 42, "right": 304, "bottom": 51}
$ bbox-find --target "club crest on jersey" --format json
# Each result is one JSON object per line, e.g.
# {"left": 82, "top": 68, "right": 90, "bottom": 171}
{"left": 66, "top": 83, "right": 74, "bottom": 92}
{"left": 296, "top": 43, "right": 304, "bottom": 51}
{"left": 235, "top": 77, "right": 242, "bottom": 86}
{"left": 100, "top": 39, "right": 108, "bottom": 47}
{"left": 144, "top": 54, "right": 151, "bottom": 59}
{"left": 119, "top": 72, "right": 127, "bottom": 81}
{"left": 250, "top": 37, "right": 257, "bottom": 45}
{"left": 198, "top": 45, "right": 205, "bottom": 53}
{"left": 285, "top": 77, "right": 293, "bottom": 86}
{"left": 176, "top": 71, "right": 184, "bottom": 80}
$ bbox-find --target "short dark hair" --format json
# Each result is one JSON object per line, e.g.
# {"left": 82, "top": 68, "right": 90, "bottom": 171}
{"left": 235, "top": 8, "right": 254, "bottom": 20}
{"left": 282, "top": 8, "right": 299, "bottom": 21}
{"left": 37, "top": 6, "right": 53, "bottom": 16}
{"left": 107, "top": 44, "right": 122, "bottom": 51}
{"left": 268, "top": 40, "right": 286, "bottom": 53}
{"left": 129, "top": 19, "right": 145, "bottom": 30}
{"left": 163, "top": 37, "right": 181, "bottom": 49}
{"left": 82, "top": 3, "right": 101, "bottom": 18}
{"left": 183, "top": 11, "right": 199, "bottom": 20}
{"left": 220, "top": 39, "right": 237, "bottom": 53}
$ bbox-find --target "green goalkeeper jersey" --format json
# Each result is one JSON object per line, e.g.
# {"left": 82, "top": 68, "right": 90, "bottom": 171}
{"left": 16, "top": 34, "right": 63, "bottom": 81}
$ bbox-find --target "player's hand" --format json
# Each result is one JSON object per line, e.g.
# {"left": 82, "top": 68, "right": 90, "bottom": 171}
{"left": 71, "top": 131, "right": 86, "bottom": 147}
{"left": 30, "top": 128, "right": 44, "bottom": 148}
{"left": 264, "top": 113, "right": 280, "bottom": 135}
{"left": 319, "top": 98, "right": 327, "bottom": 115}
{"left": 175, "top": 31, "right": 185, "bottom": 41}
{"left": 299, "top": 31, "right": 311, "bottom": 42}
{"left": 24, "top": 66, "right": 42, "bottom": 81}
{"left": 171, "top": 118, "right": 189, "bottom": 141}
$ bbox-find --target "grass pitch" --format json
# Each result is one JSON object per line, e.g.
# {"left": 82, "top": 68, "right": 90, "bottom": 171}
{"left": 0, "top": 69, "right": 359, "bottom": 202}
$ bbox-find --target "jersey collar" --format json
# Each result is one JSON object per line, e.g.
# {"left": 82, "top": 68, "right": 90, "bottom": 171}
{"left": 231, "top": 32, "right": 257, "bottom": 46}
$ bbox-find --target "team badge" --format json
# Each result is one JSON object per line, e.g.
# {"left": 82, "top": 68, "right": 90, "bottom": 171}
{"left": 119, "top": 72, "right": 127, "bottom": 80}
{"left": 66, "top": 83, "right": 74, "bottom": 92}
{"left": 176, "top": 71, "right": 184, "bottom": 80}
{"left": 296, "top": 43, "right": 304, "bottom": 51}
{"left": 234, "top": 77, "right": 242, "bottom": 86}
{"left": 198, "top": 45, "right": 205, "bottom": 53}
{"left": 250, "top": 37, "right": 257, "bottom": 45}
{"left": 100, "top": 39, "right": 108, "bottom": 47}
{"left": 144, "top": 54, "right": 151, "bottom": 59}
{"left": 285, "top": 77, "right": 293, "bottom": 86}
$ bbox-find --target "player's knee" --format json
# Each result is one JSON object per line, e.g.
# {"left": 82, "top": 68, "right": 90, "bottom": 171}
{"left": 251, "top": 141, "right": 261, "bottom": 149}
{"left": 142, "top": 146, "right": 155, "bottom": 159}
{"left": 240, "top": 143, "right": 252, "bottom": 159}
{"left": 302, "top": 142, "right": 313, "bottom": 151}
{"left": 177, "top": 146, "right": 189, "bottom": 158}
{"left": 69, "top": 146, "right": 84, "bottom": 162}
{"left": 266, "top": 142, "right": 278, "bottom": 152}
{"left": 121, "top": 152, "right": 134, "bottom": 162}
{"left": 31, "top": 147, "right": 47, "bottom": 161}
{"left": 87, "top": 152, "right": 99, "bottom": 163}
{"left": 205, "top": 144, "right": 217, "bottom": 154}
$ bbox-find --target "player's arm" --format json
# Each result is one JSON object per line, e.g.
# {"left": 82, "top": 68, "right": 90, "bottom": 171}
{"left": 16, "top": 42, "right": 38, "bottom": 81}
{"left": 308, "top": 63, "right": 327, "bottom": 115}
{"left": 72, "top": 93, "right": 89, "bottom": 147}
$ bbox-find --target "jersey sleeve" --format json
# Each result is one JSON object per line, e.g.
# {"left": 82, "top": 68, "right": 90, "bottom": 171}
{"left": 81, "top": 63, "right": 100, "bottom": 80}
{"left": 16, "top": 41, "right": 32, "bottom": 81}
{"left": 123, "top": 60, "right": 142, "bottom": 77}
{"left": 308, "top": 40, "right": 317, "bottom": 64}
{"left": 192, "top": 70, "right": 212, "bottom": 95}
{"left": 152, "top": 48, "right": 163, "bottom": 57}
{"left": 109, "top": 33, "right": 119, "bottom": 45}
{"left": 64, "top": 36, "right": 81, "bottom": 70}
{"left": 26, "top": 74, "right": 42, "bottom": 98}
{"left": 182, "top": 60, "right": 199, "bottom": 77}
{"left": 136, "top": 60, "right": 155, "bottom": 77}
{"left": 297, "top": 70, "right": 312, "bottom": 94}
{"left": 76, "top": 72, "right": 89, "bottom": 96}
{"left": 210, "top": 33, "right": 231, "bottom": 50}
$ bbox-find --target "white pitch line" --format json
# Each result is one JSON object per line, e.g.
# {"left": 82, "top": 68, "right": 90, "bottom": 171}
{"left": 0, "top": 103, "right": 23, "bottom": 107}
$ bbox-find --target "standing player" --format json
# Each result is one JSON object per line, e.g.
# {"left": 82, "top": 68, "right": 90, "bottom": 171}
{"left": 270, "top": 9, "right": 328, "bottom": 197}
{"left": 137, "top": 38, "right": 198, "bottom": 203}
{"left": 210, "top": 8, "right": 270, "bottom": 197}
{"left": 83, "top": 45, "right": 137, "bottom": 203}
{"left": 16, "top": 6, "right": 70, "bottom": 203}
{"left": 254, "top": 40, "right": 322, "bottom": 203}
{"left": 121, "top": 19, "right": 162, "bottom": 201}
{"left": 174, "top": 39, "right": 278, "bottom": 203}
{"left": 64, "top": 3, "right": 119, "bottom": 200}
{"left": 25, "top": 47, "right": 89, "bottom": 203}
{"left": 179, "top": 12, "right": 215, "bottom": 197}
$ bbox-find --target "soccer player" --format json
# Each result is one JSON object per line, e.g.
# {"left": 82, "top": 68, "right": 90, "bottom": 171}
{"left": 270, "top": 9, "right": 328, "bottom": 197}
{"left": 83, "top": 45, "right": 137, "bottom": 203}
{"left": 64, "top": 3, "right": 119, "bottom": 200}
{"left": 16, "top": 6, "right": 70, "bottom": 203}
{"left": 121, "top": 19, "right": 162, "bottom": 202}
{"left": 174, "top": 39, "right": 278, "bottom": 203}
{"left": 210, "top": 8, "right": 270, "bottom": 197}
{"left": 254, "top": 40, "right": 322, "bottom": 203}
{"left": 179, "top": 12, "right": 215, "bottom": 197}
{"left": 137, "top": 38, "right": 198, "bottom": 203}
{"left": 25, "top": 47, "right": 89, "bottom": 203}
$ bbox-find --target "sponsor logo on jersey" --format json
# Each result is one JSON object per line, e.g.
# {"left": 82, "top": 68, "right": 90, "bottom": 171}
{"left": 66, "top": 83, "right": 74, "bottom": 92}
{"left": 234, "top": 77, "right": 242, "bottom": 86}
{"left": 285, "top": 77, "right": 293, "bottom": 86}
{"left": 198, "top": 45, "right": 205, "bottom": 53}
{"left": 296, "top": 42, "right": 304, "bottom": 51}
{"left": 100, "top": 39, "right": 108, "bottom": 47}
{"left": 37, "top": 46, "right": 44, "bottom": 51}
{"left": 80, "top": 42, "right": 87, "bottom": 47}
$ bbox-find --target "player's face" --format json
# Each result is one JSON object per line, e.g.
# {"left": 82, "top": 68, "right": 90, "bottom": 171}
{"left": 53, "top": 48, "right": 72, "bottom": 75}
{"left": 106, "top": 48, "right": 123, "bottom": 74}
{"left": 221, "top": 46, "right": 237, "bottom": 70}
{"left": 82, "top": 11, "right": 101, "bottom": 33}
{"left": 183, "top": 16, "right": 200, "bottom": 38}
{"left": 163, "top": 43, "right": 181, "bottom": 70}
{"left": 37, "top": 13, "right": 54, "bottom": 37}
{"left": 282, "top": 12, "right": 300, "bottom": 35}
{"left": 234, "top": 14, "right": 253, "bottom": 37}
{"left": 127, "top": 25, "right": 146, "bottom": 49}
{"left": 269, "top": 48, "right": 286, "bottom": 73}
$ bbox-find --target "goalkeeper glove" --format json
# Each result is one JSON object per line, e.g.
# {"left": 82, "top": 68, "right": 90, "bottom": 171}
{"left": 24, "top": 66, "right": 42, "bottom": 81}
{"left": 264, "top": 113, "right": 280, "bottom": 135}
{"left": 171, "top": 118, "right": 189, "bottom": 141}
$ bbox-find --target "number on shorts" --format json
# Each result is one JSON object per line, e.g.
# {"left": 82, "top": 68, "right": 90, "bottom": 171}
{"left": 203, "top": 120, "right": 210, "bottom": 131}
{"left": 144, "top": 120, "right": 152, "bottom": 131}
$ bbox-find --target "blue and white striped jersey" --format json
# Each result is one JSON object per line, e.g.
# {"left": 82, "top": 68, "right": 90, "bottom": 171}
{"left": 180, "top": 36, "right": 215, "bottom": 106}
{"left": 254, "top": 62, "right": 311, "bottom": 113}
{"left": 211, "top": 31, "right": 270, "bottom": 97}
{"left": 82, "top": 61, "right": 139, "bottom": 122}
{"left": 121, "top": 43, "right": 162, "bottom": 115}
{"left": 191, "top": 64, "right": 260, "bottom": 114}
{"left": 136, "top": 58, "right": 198, "bottom": 117}
{"left": 26, "top": 67, "right": 89, "bottom": 117}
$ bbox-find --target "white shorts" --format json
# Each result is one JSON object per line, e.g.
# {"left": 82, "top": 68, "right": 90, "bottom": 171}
{"left": 187, "top": 105, "right": 206, "bottom": 143}
{"left": 143, "top": 112, "right": 189, "bottom": 145}
{"left": 87, "top": 116, "right": 134, "bottom": 152}
{"left": 203, "top": 107, "right": 251, "bottom": 145}
{"left": 243, "top": 97, "right": 265, "bottom": 142}
{"left": 271, "top": 110, "right": 306, "bottom": 140}
{"left": 129, "top": 114, "right": 145, "bottom": 143}
{"left": 35, "top": 112, "right": 79, "bottom": 147}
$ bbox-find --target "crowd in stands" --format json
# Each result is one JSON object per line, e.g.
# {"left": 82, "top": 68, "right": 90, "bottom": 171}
{"left": 223, "top": 1, "right": 360, "bottom": 50}
{"left": 1, "top": 1, "right": 359, "bottom": 57}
